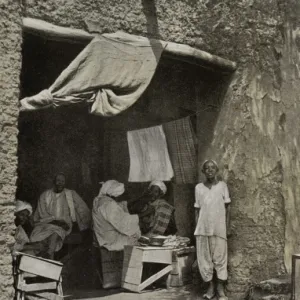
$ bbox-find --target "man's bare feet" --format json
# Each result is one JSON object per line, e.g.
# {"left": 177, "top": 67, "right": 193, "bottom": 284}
{"left": 217, "top": 280, "right": 228, "bottom": 300}
{"left": 203, "top": 281, "right": 215, "bottom": 299}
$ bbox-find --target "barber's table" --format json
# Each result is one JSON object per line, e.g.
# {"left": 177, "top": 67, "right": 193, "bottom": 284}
{"left": 121, "top": 245, "right": 195, "bottom": 293}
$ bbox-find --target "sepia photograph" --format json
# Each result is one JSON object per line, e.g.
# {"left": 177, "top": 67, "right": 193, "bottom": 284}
{"left": 0, "top": 1, "right": 299, "bottom": 299}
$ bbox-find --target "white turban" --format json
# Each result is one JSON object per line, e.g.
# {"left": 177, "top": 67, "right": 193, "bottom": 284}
{"left": 15, "top": 200, "right": 33, "bottom": 216}
{"left": 149, "top": 180, "right": 167, "bottom": 195}
{"left": 98, "top": 180, "right": 125, "bottom": 198}
{"left": 202, "top": 159, "right": 219, "bottom": 170}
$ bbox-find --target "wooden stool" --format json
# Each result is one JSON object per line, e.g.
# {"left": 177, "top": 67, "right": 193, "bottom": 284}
{"left": 15, "top": 252, "right": 64, "bottom": 300}
{"left": 121, "top": 246, "right": 173, "bottom": 293}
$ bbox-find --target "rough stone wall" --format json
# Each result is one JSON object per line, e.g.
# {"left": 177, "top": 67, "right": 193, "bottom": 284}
{"left": 3, "top": 0, "right": 298, "bottom": 298}
{"left": 279, "top": 0, "right": 300, "bottom": 274}
{"left": 0, "top": 1, "right": 22, "bottom": 299}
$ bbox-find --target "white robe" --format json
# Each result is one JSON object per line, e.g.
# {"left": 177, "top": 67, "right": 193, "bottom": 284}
{"left": 93, "top": 196, "right": 141, "bottom": 251}
{"left": 13, "top": 225, "right": 30, "bottom": 252}
{"left": 31, "top": 189, "right": 91, "bottom": 251}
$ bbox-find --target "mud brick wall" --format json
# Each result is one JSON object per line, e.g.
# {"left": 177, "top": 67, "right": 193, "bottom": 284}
{"left": 0, "top": 1, "right": 22, "bottom": 299}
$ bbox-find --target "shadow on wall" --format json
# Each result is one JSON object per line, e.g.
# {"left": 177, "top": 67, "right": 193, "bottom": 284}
{"left": 141, "top": 0, "right": 164, "bottom": 63}
{"left": 196, "top": 74, "right": 233, "bottom": 182}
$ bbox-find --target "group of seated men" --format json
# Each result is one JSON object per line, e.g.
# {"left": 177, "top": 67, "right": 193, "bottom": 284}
{"left": 12, "top": 173, "right": 176, "bottom": 260}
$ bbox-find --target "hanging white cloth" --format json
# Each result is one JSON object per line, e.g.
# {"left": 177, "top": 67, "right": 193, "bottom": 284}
{"left": 127, "top": 125, "right": 174, "bottom": 182}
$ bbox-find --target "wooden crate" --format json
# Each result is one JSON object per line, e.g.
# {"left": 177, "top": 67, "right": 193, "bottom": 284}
{"left": 18, "top": 253, "right": 63, "bottom": 281}
{"left": 170, "top": 247, "right": 195, "bottom": 287}
{"left": 15, "top": 253, "right": 64, "bottom": 300}
{"left": 100, "top": 248, "right": 123, "bottom": 289}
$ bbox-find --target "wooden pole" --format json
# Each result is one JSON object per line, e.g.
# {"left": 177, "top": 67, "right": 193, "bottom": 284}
{"left": 22, "top": 18, "right": 93, "bottom": 44}
{"left": 22, "top": 17, "right": 237, "bottom": 72}
{"left": 163, "top": 42, "right": 237, "bottom": 72}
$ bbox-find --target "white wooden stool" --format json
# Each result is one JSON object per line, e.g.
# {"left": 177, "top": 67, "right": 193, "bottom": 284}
{"left": 121, "top": 246, "right": 173, "bottom": 293}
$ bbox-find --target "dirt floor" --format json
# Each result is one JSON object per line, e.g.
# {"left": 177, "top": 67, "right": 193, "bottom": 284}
{"left": 66, "top": 285, "right": 218, "bottom": 300}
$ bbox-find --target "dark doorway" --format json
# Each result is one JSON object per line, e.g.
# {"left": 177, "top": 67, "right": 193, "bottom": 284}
{"left": 17, "top": 30, "right": 231, "bottom": 291}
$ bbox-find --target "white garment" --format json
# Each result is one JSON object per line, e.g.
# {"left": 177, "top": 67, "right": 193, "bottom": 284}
{"left": 196, "top": 235, "right": 228, "bottom": 282}
{"left": 98, "top": 180, "right": 125, "bottom": 197}
{"left": 194, "top": 181, "right": 230, "bottom": 239}
{"left": 92, "top": 196, "right": 141, "bottom": 251}
{"left": 149, "top": 180, "right": 167, "bottom": 195}
{"left": 127, "top": 125, "right": 174, "bottom": 182}
{"left": 15, "top": 200, "right": 33, "bottom": 216}
{"left": 31, "top": 189, "right": 91, "bottom": 251}
{"left": 13, "top": 225, "right": 30, "bottom": 252}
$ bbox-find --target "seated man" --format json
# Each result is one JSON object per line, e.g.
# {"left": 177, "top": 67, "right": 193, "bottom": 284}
{"left": 30, "top": 173, "right": 91, "bottom": 259}
{"left": 140, "top": 181, "right": 177, "bottom": 237}
{"left": 92, "top": 180, "right": 141, "bottom": 251}
{"left": 12, "top": 200, "right": 47, "bottom": 257}
{"left": 92, "top": 180, "right": 141, "bottom": 288}
{"left": 93, "top": 180, "right": 141, "bottom": 251}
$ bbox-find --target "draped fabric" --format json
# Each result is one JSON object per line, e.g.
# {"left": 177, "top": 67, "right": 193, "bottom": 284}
{"left": 127, "top": 125, "right": 174, "bottom": 182}
{"left": 163, "top": 117, "right": 197, "bottom": 184}
{"left": 149, "top": 199, "right": 174, "bottom": 236}
{"left": 20, "top": 31, "right": 166, "bottom": 117}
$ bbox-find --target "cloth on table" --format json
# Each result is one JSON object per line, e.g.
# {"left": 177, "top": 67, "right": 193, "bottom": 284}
{"left": 162, "top": 235, "right": 190, "bottom": 248}
{"left": 92, "top": 195, "right": 141, "bottom": 251}
{"left": 148, "top": 199, "right": 175, "bottom": 236}
{"left": 194, "top": 181, "right": 230, "bottom": 240}
{"left": 20, "top": 31, "right": 166, "bottom": 117}
{"left": 127, "top": 125, "right": 174, "bottom": 182}
{"left": 163, "top": 117, "right": 197, "bottom": 184}
{"left": 31, "top": 189, "right": 91, "bottom": 251}
{"left": 196, "top": 235, "right": 228, "bottom": 282}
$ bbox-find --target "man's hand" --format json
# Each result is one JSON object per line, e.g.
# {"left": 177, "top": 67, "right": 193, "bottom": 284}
{"left": 130, "top": 233, "right": 140, "bottom": 245}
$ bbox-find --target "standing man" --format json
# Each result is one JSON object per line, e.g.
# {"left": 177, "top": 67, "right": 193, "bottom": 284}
{"left": 31, "top": 173, "right": 91, "bottom": 259}
{"left": 194, "top": 160, "right": 231, "bottom": 300}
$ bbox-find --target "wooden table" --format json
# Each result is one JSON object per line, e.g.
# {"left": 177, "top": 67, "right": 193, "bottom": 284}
{"left": 121, "top": 246, "right": 173, "bottom": 293}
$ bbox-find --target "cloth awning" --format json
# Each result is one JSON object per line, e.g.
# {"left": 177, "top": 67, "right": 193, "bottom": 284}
{"left": 20, "top": 31, "right": 166, "bottom": 116}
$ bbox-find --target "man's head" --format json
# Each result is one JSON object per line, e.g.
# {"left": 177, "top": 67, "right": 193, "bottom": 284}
{"left": 202, "top": 160, "right": 219, "bottom": 180}
{"left": 15, "top": 209, "right": 31, "bottom": 226}
{"left": 148, "top": 181, "right": 167, "bottom": 201}
{"left": 54, "top": 173, "right": 66, "bottom": 193}
{"left": 15, "top": 200, "right": 33, "bottom": 226}
{"left": 98, "top": 180, "right": 125, "bottom": 199}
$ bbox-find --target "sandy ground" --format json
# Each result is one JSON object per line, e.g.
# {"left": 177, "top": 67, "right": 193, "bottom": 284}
{"left": 67, "top": 285, "right": 219, "bottom": 300}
